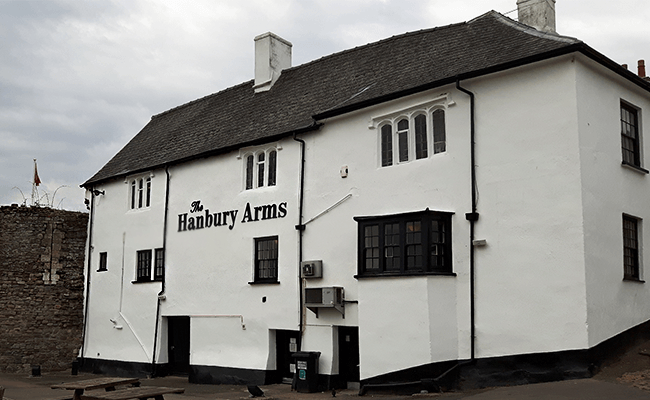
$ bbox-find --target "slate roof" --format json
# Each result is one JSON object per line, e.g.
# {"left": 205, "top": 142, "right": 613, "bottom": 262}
{"left": 82, "top": 11, "right": 647, "bottom": 187}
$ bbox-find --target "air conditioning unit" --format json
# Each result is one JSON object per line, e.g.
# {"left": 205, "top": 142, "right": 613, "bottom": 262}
{"left": 304, "top": 286, "right": 344, "bottom": 317}
{"left": 300, "top": 260, "right": 323, "bottom": 278}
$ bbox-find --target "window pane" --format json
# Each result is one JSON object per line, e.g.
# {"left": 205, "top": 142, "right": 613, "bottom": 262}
{"left": 246, "top": 155, "right": 254, "bottom": 190}
{"left": 381, "top": 125, "right": 393, "bottom": 167}
{"left": 99, "top": 252, "right": 107, "bottom": 271}
{"left": 621, "top": 104, "right": 640, "bottom": 166}
{"left": 137, "top": 250, "right": 152, "bottom": 281}
{"left": 433, "top": 109, "right": 446, "bottom": 154}
{"left": 154, "top": 248, "right": 164, "bottom": 280}
{"left": 258, "top": 153, "right": 265, "bottom": 187}
{"left": 268, "top": 150, "right": 277, "bottom": 186}
{"left": 146, "top": 178, "right": 151, "bottom": 207}
{"left": 130, "top": 181, "right": 136, "bottom": 209}
{"left": 363, "top": 224, "right": 381, "bottom": 271}
{"left": 415, "top": 114, "right": 428, "bottom": 159}
{"left": 623, "top": 216, "right": 640, "bottom": 279}
{"left": 384, "top": 222, "right": 400, "bottom": 271}
{"left": 255, "top": 237, "right": 278, "bottom": 281}
{"left": 405, "top": 221, "right": 422, "bottom": 270}
{"left": 138, "top": 179, "right": 143, "bottom": 208}
{"left": 397, "top": 119, "right": 409, "bottom": 162}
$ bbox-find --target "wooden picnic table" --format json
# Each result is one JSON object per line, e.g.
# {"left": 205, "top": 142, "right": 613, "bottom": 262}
{"left": 50, "top": 377, "right": 140, "bottom": 400}
{"left": 79, "top": 386, "right": 184, "bottom": 400}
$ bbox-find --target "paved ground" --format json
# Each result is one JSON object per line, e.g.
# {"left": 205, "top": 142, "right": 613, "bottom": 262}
{"left": 2, "top": 371, "right": 650, "bottom": 400}
{"left": 5, "top": 341, "right": 650, "bottom": 400}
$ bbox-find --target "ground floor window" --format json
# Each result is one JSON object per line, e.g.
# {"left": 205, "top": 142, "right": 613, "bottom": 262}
{"left": 354, "top": 210, "right": 453, "bottom": 277}
{"left": 623, "top": 214, "right": 641, "bottom": 281}
{"left": 135, "top": 247, "right": 165, "bottom": 282}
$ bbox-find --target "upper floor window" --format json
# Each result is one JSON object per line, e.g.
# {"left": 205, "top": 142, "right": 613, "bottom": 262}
{"left": 379, "top": 108, "right": 446, "bottom": 167}
{"left": 130, "top": 176, "right": 151, "bottom": 210}
{"left": 621, "top": 102, "right": 641, "bottom": 168}
{"left": 354, "top": 210, "right": 453, "bottom": 277}
{"left": 244, "top": 148, "right": 278, "bottom": 190}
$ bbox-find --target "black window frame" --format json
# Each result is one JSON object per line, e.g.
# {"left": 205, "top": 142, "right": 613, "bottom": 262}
{"left": 98, "top": 252, "right": 108, "bottom": 272}
{"left": 136, "top": 249, "right": 152, "bottom": 282}
{"left": 354, "top": 210, "right": 454, "bottom": 278}
{"left": 621, "top": 102, "right": 641, "bottom": 168}
{"left": 623, "top": 215, "right": 642, "bottom": 281}
{"left": 253, "top": 236, "right": 279, "bottom": 284}
{"left": 154, "top": 248, "right": 165, "bottom": 281}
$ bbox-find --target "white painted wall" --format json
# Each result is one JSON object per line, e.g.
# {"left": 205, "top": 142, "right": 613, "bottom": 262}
{"left": 574, "top": 55, "right": 650, "bottom": 347}
{"left": 84, "top": 169, "right": 167, "bottom": 363}
{"left": 84, "top": 50, "right": 650, "bottom": 383}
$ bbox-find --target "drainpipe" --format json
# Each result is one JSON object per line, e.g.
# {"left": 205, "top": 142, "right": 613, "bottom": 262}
{"left": 456, "top": 78, "right": 477, "bottom": 362}
{"left": 293, "top": 133, "right": 306, "bottom": 349}
{"left": 79, "top": 188, "right": 95, "bottom": 367}
{"left": 151, "top": 166, "right": 171, "bottom": 376}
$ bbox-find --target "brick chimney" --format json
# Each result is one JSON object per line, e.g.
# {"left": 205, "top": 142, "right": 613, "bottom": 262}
{"left": 638, "top": 60, "right": 646, "bottom": 78}
{"left": 253, "top": 32, "right": 292, "bottom": 93}
{"left": 517, "top": 0, "right": 556, "bottom": 33}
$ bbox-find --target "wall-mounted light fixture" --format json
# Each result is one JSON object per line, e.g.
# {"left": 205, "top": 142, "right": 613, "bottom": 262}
{"left": 92, "top": 189, "right": 105, "bottom": 196}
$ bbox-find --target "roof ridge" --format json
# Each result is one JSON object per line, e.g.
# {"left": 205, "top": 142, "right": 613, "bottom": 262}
{"left": 479, "top": 9, "right": 580, "bottom": 44}
{"left": 152, "top": 79, "right": 254, "bottom": 119}
{"left": 282, "top": 21, "right": 469, "bottom": 74}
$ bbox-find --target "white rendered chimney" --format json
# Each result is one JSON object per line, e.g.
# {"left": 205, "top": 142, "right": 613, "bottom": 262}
{"left": 517, "top": 0, "right": 556, "bottom": 33}
{"left": 254, "top": 32, "right": 292, "bottom": 93}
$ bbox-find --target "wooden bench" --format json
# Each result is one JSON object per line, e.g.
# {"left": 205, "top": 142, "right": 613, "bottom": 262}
{"left": 51, "top": 377, "right": 140, "bottom": 400}
{"left": 79, "top": 386, "right": 184, "bottom": 400}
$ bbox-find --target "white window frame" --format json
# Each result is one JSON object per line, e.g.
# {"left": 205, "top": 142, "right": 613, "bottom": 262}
{"left": 369, "top": 93, "right": 453, "bottom": 167}
{"left": 239, "top": 144, "right": 281, "bottom": 190}
{"left": 126, "top": 172, "right": 154, "bottom": 211}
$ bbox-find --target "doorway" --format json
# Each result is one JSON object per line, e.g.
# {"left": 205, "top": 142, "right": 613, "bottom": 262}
{"left": 338, "top": 326, "right": 360, "bottom": 384}
{"left": 167, "top": 316, "right": 190, "bottom": 375}
{"left": 276, "top": 330, "right": 300, "bottom": 382}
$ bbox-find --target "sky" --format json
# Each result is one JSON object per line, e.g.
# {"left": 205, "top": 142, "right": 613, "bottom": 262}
{"left": 1, "top": 0, "right": 649, "bottom": 211}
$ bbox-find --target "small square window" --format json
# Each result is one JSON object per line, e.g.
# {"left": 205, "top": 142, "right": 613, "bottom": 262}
{"left": 98, "top": 252, "right": 107, "bottom": 272}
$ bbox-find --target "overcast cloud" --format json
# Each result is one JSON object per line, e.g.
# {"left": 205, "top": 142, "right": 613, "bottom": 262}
{"left": 1, "top": 0, "right": 649, "bottom": 211}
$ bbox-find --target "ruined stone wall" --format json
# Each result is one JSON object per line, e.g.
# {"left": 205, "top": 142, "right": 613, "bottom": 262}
{"left": 0, "top": 205, "right": 88, "bottom": 373}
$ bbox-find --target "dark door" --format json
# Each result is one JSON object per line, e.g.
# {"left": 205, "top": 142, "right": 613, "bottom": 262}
{"left": 276, "top": 330, "right": 300, "bottom": 382}
{"left": 338, "top": 326, "right": 360, "bottom": 383}
{"left": 168, "top": 316, "right": 190, "bottom": 375}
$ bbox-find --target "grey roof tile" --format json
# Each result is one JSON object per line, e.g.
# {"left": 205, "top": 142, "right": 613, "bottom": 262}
{"left": 83, "top": 11, "right": 589, "bottom": 186}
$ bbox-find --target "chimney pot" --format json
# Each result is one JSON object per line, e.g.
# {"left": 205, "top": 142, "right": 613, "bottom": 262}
{"left": 638, "top": 60, "right": 646, "bottom": 78}
{"left": 254, "top": 32, "right": 292, "bottom": 93}
{"left": 517, "top": 0, "right": 556, "bottom": 33}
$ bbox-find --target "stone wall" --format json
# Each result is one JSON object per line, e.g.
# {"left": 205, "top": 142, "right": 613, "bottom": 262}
{"left": 0, "top": 205, "right": 88, "bottom": 373}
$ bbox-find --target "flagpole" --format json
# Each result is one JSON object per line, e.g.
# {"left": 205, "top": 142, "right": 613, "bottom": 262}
{"left": 32, "top": 158, "right": 41, "bottom": 206}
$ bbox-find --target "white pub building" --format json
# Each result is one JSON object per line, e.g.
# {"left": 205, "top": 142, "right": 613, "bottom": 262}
{"left": 80, "top": 0, "right": 650, "bottom": 391}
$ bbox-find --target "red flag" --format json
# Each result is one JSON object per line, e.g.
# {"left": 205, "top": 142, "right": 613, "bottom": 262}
{"left": 34, "top": 160, "right": 41, "bottom": 186}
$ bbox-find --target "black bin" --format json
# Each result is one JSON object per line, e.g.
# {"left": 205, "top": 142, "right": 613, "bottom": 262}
{"left": 292, "top": 351, "right": 321, "bottom": 393}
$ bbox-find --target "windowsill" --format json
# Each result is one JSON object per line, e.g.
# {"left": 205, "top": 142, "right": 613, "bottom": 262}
{"left": 621, "top": 161, "right": 649, "bottom": 174}
{"left": 354, "top": 271, "right": 456, "bottom": 279}
{"left": 97, "top": 269, "right": 107, "bottom": 273}
{"left": 623, "top": 277, "right": 645, "bottom": 283}
{"left": 248, "top": 280, "right": 280, "bottom": 285}
{"left": 132, "top": 279, "right": 163, "bottom": 284}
